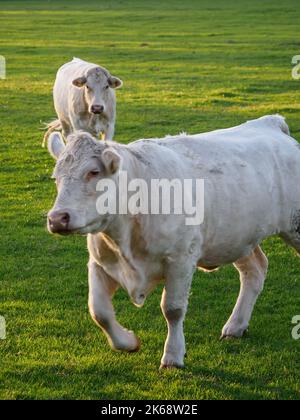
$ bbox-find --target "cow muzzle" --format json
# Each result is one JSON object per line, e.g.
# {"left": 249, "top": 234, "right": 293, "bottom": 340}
{"left": 91, "top": 105, "right": 104, "bottom": 115}
{"left": 48, "top": 210, "right": 70, "bottom": 234}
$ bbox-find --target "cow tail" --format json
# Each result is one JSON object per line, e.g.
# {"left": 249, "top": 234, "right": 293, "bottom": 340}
{"left": 42, "top": 119, "right": 62, "bottom": 147}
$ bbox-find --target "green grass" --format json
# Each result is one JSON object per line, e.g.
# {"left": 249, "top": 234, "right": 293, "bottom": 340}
{"left": 0, "top": 0, "right": 300, "bottom": 400}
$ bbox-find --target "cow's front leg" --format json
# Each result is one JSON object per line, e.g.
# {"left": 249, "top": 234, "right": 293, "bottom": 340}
{"left": 102, "top": 123, "right": 115, "bottom": 141}
{"left": 160, "top": 261, "right": 195, "bottom": 369}
{"left": 88, "top": 261, "right": 140, "bottom": 352}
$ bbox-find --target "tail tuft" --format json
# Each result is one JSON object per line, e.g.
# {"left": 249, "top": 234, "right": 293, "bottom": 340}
{"left": 42, "top": 119, "right": 62, "bottom": 147}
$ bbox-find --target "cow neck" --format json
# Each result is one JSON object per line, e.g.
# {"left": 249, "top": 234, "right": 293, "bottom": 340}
{"left": 100, "top": 148, "right": 150, "bottom": 305}
{"left": 102, "top": 146, "right": 143, "bottom": 261}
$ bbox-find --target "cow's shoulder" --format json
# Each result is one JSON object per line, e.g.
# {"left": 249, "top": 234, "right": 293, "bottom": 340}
{"left": 87, "top": 232, "right": 142, "bottom": 293}
{"left": 88, "top": 233, "right": 119, "bottom": 267}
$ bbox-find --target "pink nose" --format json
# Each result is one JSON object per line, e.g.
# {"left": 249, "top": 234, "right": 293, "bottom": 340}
{"left": 91, "top": 105, "right": 104, "bottom": 114}
{"left": 48, "top": 211, "right": 70, "bottom": 234}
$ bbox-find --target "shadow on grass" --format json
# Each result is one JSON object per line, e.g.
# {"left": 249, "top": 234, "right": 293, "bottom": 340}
{"left": 2, "top": 356, "right": 299, "bottom": 400}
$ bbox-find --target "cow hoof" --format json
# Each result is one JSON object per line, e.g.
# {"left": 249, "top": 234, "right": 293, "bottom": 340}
{"left": 220, "top": 326, "right": 248, "bottom": 340}
{"left": 127, "top": 335, "right": 141, "bottom": 353}
{"left": 159, "top": 363, "right": 185, "bottom": 370}
{"left": 159, "top": 354, "right": 185, "bottom": 370}
{"left": 220, "top": 334, "right": 237, "bottom": 341}
{"left": 112, "top": 331, "right": 141, "bottom": 353}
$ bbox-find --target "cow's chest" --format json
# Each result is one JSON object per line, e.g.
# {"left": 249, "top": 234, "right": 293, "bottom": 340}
{"left": 88, "top": 234, "right": 163, "bottom": 306}
{"left": 87, "top": 115, "right": 108, "bottom": 137}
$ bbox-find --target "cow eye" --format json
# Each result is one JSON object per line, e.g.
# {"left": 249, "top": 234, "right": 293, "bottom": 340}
{"left": 87, "top": 170, "right": 100, "bottom": 179}
{"left": 105, "top": 85, "right": 109, "bottom": 90}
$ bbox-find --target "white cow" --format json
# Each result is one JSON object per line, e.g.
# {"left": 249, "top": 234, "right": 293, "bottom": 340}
{"left": 44, "top": 57, "right": 123, "bottom": 144}
{"left": 46, "top": 116, "right": 300, "bottom": 368}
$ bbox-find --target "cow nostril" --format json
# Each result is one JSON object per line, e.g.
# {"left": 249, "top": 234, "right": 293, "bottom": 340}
{"left": 61, "top": 212, "right": 70, "bottom": 225}
{"left": 91, "top": 105, "right": 104, "bottom": 114}
{"left": 48, "top": 211, "right": 70, "bottom": 231}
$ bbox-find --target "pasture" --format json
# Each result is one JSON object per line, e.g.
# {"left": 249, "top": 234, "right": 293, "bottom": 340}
{"left": 0, "top": 0, "right": 300, "bottom": 400}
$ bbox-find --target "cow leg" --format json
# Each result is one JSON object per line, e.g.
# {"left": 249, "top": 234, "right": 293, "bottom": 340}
{"left": 103, "top": 124, "right": 115, "bottom": 141}
{"left": 61, "top": 121, "right": 71, "bottom": 140}
{"left": 160, "top": 262, "right": 195, "bottom": 369}
{"left": 280, "top": 231, "right": 300, "bottom": 257}
{"left": 88, "top": 261, "right": 140, "bottom": 352}
{"left": 221, "top": 246, "right": 268, "bottom": 339}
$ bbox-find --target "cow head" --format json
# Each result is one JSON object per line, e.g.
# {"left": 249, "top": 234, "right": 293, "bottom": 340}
{"left": 72, "top": 66, "right": 122, "bottom": 115}
{"left": 47, "top": 132, "right": 122, "bottom": 235}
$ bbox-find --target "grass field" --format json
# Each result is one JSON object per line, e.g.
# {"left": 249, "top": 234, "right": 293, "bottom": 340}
{"left": 0, "top": 0, "right": 300, "bottom": 400}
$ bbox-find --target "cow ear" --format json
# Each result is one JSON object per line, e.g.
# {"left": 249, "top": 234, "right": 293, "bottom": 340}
{"left": 108, "top": 76, "right": 123, "bottom": 89}
{"left": 72, "top": 76, "right": 87, "bottom": 88}
{"left": 101, "top": 148, "right": 122, "bottom": 174}
{"left": 48, "top": 132, "right": 66, "bottom": 160}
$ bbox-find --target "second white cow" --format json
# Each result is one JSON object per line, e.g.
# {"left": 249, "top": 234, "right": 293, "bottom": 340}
{"left": 44, "top": 57, "right": 123, "bottom": 143}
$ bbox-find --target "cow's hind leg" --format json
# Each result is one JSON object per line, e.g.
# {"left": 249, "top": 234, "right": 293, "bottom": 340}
{"left": 284, "top": 239, "right": 300, "bottom": 256}
{"left": 88, "top": 261, "right": 140, "bottom": 352}
{"left": 221, "top": 246, "right": 268, "bottom": 339}
{"left": 285, "top": 209, "right": 300, "bottom": 255}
